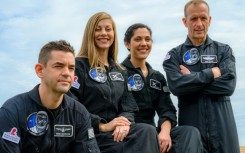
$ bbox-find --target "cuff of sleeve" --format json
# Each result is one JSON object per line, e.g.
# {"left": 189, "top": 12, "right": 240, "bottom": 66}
{"left": 158, "top": 118, "right": 177, "bottom": 132}
{"left": 203, "top": 68, "right": 214, "bottom": 83}
{"left": 92, "top": 117, "right": 107, "bottom": 134}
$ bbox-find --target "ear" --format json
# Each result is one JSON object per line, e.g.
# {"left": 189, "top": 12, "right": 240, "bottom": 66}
{"left": 124, "top": 41, "right": 130, "bottom": 51}
{"left": 208, "top": 16, "right": 212, "bottom": 27}
{"left": 182, "top": 17, "right": 188, "bottom": 28}
{"left": 35, "top": 63, "right": 44, "bottom": 79}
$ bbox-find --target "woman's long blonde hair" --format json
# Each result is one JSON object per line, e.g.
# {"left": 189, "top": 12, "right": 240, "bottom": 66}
{"left": 77, "top": 12, "right": 123, "bottom": 69}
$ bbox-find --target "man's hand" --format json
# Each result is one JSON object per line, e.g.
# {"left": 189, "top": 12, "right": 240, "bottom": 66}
{"left": 211, "top": 67, "right": 221, "bottom": 78}
{"left": 180, "top": 65, "right": 190, "bottom": 74}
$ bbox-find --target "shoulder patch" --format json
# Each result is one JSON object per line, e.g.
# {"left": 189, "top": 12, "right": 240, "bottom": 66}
{"left": 162, "top": 86, "right": 170, "bottom": 93}
{"left": 164, "top": 52, "right": 171, "bottom": 61}
{"left": 88, "top": 128, "right": 95, "bottom": 139}
{"left": 72, "top": 76, "right": 80, "bottom": 89}
{"left": 2, "top": 128, "right": 20, "bottom": 144}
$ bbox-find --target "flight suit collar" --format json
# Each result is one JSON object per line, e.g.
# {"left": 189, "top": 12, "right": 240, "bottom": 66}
{"left": 184, "top": 35, "right": 213, "bottom": 47}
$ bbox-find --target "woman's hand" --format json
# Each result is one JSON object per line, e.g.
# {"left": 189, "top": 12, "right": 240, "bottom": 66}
{"left": 158, "top": 120, "right": 172, "bottom": 153}
{"left": 99, "top": 116, "right": 131, "bottom": 132}
{"left": 112, "top": 125, "right": 130, "bottom": 142}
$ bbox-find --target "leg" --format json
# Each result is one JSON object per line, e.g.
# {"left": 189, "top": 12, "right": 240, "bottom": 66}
{"left": 96, "top": 132, "right": 124, "bottom": 153}
{"left": 96, "top": 123, "right": 160, "bottom": 153}
{"left": 170, "top": 126, "right": 203, "bottom": 153}
{"left": 124, "top": 123, "right": 160, "bottom": 153}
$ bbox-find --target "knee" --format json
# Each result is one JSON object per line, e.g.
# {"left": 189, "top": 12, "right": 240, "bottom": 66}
{"left": 178, "top": 126, "right": 201, "bottom": 140}
{"left": 189, "top": 126, "right": 201, "bottom": 138}
{"left": 133, "top": 123, "right": 157, "bottom": 135}
{"left": 173, "top": 126, "right": 203, "bottom": 153}
{"left": 181, "top": 125, "right": 199, "bottom": 134}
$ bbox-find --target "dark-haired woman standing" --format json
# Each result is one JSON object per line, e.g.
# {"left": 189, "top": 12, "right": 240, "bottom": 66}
{"left": 122, "top": 23, "right": 203, "bottom": 153}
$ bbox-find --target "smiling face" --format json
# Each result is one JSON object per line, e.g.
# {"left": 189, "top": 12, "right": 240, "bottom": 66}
{"left": 94, "top": 19, "right": 114, "bottom": 51}
{"left": 182, "top": 3, "right": 211, "bottom": 46}
{"left": 36, "top": 50, "right": 75, "bottom": 94}
{"left": 125, "top": 28, "right": 152, "bottom": 62}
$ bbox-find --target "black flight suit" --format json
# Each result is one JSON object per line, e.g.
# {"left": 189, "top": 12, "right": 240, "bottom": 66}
{"left": 163, "top": 36, "right": 240, "bottom": 153}
{"left": 0, "top": 85, "right": 100, "bottom": 153}
{"left": 122, "top": 57, "right": 203, "bottom": 153}
{"left": 70, "top": 57, "right": 160, "bottom": 153}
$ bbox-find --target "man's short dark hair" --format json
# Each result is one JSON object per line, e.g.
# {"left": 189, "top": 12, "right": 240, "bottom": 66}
{"left": 184, "top": 0, "right": 210, "bottom": 17}
{"left": 38, "top": 40, "right": 75, "bottom": 66}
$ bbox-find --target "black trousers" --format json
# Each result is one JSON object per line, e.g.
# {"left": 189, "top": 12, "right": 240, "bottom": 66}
{"left": 169, "top": 126, "right": 203, "bottom": 153}
{"left": 96, "top": 123, "right": 160, "bottom": 153}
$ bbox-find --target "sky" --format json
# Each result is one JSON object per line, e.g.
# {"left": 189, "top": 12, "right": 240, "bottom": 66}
{"left": 0, "top": 0, "right": 245, "bottom": 146}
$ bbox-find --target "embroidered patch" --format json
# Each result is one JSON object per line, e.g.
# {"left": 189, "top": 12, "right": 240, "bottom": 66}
{"left": 89, "top": 67, "right": 107, "bottom": 83}
{"left": 127, "top": 83, "right": 132, "bottom": 91}
{"left": 150, "top": 79, "right": 161, "bottom": 90}
{"left": 54, "top": 125, "right": 73, "bottom": 137}
{"left": 201, "top": 55, "right": 218, "bottom": 63}
{"left": 2, "top": 128, "right": 20, "bottom": 144}
{"left": 183, "top": 48, "right": 200, "bottom": 65}
{"left": 27, "top": 111, "right": 49, "bottom": 136}
{"left": 72, "top": 76, "right": 80, "bottom": 89}
{"left": 128, "top": 74, "right": 144, "bottom": 91}
{"left": 109, "top": 72, "right": 124, "bottom": 81}
{"left": 88, "top": 128, "right": 95, "bottom": 139}
{"left": 164, "top": 52, "right": 171, "bottom": 61}
{"left": 162, "top": 86, "right": 170, "bottom": 92}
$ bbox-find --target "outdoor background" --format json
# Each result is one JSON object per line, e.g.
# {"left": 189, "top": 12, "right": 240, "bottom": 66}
{"left": 0, "top": 0, "right": 244, "bottom": 145}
